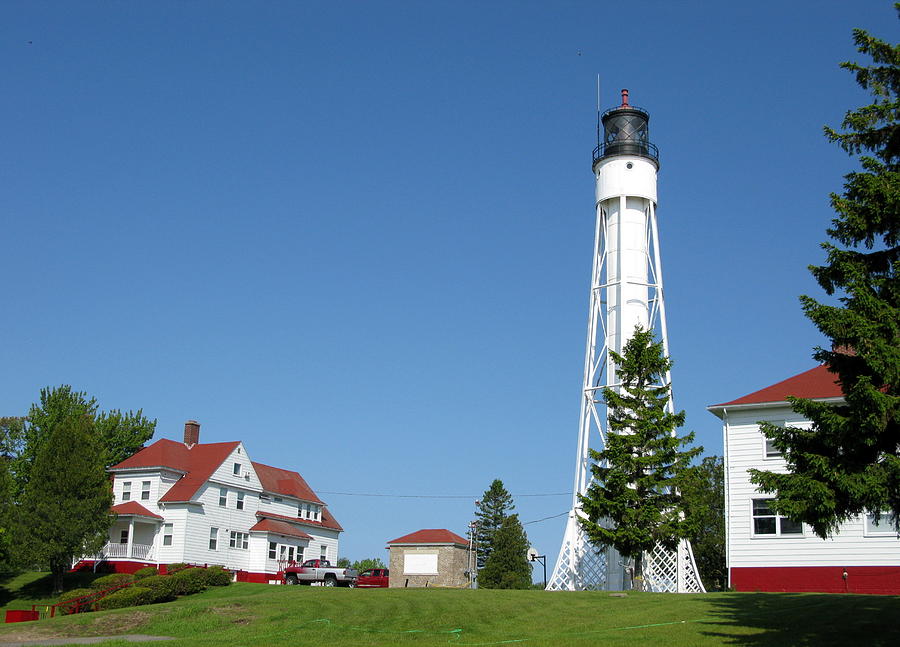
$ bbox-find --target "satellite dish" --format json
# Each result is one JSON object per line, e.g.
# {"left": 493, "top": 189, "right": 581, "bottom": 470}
{"left": 527, "top": 547, "right": 539, "bottom": 561}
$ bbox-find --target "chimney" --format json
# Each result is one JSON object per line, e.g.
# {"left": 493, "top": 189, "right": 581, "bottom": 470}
{"left": 184, "top": 420, "right": 200, "bottom": 446}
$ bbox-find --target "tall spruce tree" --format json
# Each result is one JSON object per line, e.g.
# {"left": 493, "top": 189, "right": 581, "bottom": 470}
{"left": 17, "top": 415, "right": 112, "bottom": 594}
{"left": 578, "top": 326, "right": 701, "bottom": 588}
{"left": 750, "top": 12, "right": 900, "bottom": 537}
{"left": 474, "top": 479, "right": 514, "bottom": 568}
{"left": 479, "top": 514, "right": 532, "bottom": 589}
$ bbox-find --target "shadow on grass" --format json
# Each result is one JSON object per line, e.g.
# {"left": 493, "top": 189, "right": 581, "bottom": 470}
{"left": 700, "top": 592, "right": 900, "bottom": 646}
{"left": 0, "top": 571, "right": 103, "bottom": 607}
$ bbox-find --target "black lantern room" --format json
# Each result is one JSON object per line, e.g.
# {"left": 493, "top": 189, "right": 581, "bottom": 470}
{"left": 592, "top": 89, "right": 659, "bottom": 170}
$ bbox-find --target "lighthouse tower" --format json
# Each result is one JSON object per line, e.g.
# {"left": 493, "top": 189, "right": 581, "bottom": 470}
{"left": 546, "top": 90, "right": 705, "bottom": 592}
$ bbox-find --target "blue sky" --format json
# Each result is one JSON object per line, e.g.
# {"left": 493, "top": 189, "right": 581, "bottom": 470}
{"left": 2, "top": 1, "right": 896, "bottom": 573}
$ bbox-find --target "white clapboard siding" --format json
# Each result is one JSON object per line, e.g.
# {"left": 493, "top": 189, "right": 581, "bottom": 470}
{"left": 725, "top": 405, "right": 900, "bottom": 569}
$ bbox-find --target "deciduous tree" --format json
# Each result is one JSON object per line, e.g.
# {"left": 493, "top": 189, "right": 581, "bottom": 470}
{"left": 751, "top": 12, "right": 900, "bottom": 537}
{"left": 680, "top": 455, "right": 725, "bottom": 590}
{"left": 578, "top": 326, "right": 701, "bottom": 588}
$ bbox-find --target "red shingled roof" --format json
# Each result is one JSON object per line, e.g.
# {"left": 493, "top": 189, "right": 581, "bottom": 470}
{"left": 712, "top": 365, "right": 843, "bottom": 407}
{"left": 110, "top": 501, "right": 163, "bottom": 520}
{"left": 250, "top": 518, "right": 313, "bottom": 539}
{"left": 252, "top": 462, "right": 323, "bottom": 504}
{"left": 387, "top": 529, "right": 469, "bottom": 546}
{"left": 110, "top": 438, "right": 240, "bottom": 503}
{"left": 256, "top": 509, "right": 344, "bottom": 533}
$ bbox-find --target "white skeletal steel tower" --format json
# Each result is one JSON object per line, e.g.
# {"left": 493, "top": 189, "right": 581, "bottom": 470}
{"left": 546, "top": 90, "right": 705, "bottom": 593}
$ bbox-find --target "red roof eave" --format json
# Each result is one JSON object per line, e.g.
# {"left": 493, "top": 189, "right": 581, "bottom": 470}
{"left": 709, "top": 365, "right": 844, "bottom": 411}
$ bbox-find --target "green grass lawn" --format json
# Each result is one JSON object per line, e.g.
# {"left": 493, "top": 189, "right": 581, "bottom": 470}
{"left": 0, "top": 582, "right": 897, "bottom": 646}
{"left": 0, "top": 570, "right": 103, "bottom": 616}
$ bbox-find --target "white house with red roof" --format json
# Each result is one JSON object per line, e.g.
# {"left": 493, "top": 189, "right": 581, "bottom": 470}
{"left": 708, "top": 366, "right": 900, "bottom": 594}
{"left": 95, "top": 421, "right": 343, "bottom": 582}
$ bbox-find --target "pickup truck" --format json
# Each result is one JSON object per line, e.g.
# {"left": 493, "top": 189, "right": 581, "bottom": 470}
{"left": 356, "top": 568, "right": 389, "bottom": 588}
{"left": 282, "top": 559, "right": 358, "bottom": 587}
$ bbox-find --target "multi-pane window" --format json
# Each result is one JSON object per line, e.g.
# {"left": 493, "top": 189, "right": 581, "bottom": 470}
{"left": 763, "top": 421, "right": 785, "bottom": 458}
{"left": 236, "top": 492, "right": 245, "bottom": 510}
{"left": 209, "top": 527, "right": 218, "bottom": 551}
{"left": 119, "top": 529, "right": 129, "bottom": 544}
{"left": 299, "top": 503, "right": 307, "bottom": 519}
{"left": 141, "top": 481, "right": 151, "bottom": 501}
{"left": 233, "top": 462, "right": 241, "bottom": 476}
{"left": 163, "top": 523, "right": 173, "bottom": 546}
{"left": 752, "top": 499, "right": 802, "bottom": 536}
{"left": 320, "top": 546, "right": 327, "bottom": 561}
{"left": 229, "top": 531, "right": 249, "bottom": 550}
{"left": 269, "top": 542, "right": 277, "bottom": 560}
{"left": 865, "top": 512, "right": 897, "bottom": 536}
{"left": 296, "top": 546, "right": 304, "bottom": 562}
{"left": 288, "top": 546, "right": 295, "bottom": 562}
{"left": 219, "top": 488, "right": 227, "bottom": 507}
{"left": 314, "top": 505, "right": 320, "bottom": 521}
{"left": 279, "top": 545, "right": 287, "bottom": 560}
{"left": 122, "top": 482, "right": 131, "bottom": 501}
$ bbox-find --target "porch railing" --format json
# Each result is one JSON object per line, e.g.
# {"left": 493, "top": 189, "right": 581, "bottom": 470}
{"left": 88, "top": 542, "right": 155, "bottom": 561}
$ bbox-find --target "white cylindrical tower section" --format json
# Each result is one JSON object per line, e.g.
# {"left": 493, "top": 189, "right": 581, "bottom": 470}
{"left": 593, "top": 90, "right": 659, "bottom": 378}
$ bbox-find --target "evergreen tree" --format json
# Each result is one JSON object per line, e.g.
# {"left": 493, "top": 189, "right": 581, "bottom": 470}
{"left": 13, "top": 386, "right": 156, "bottom": 495}
{"left": 478, "top": 514, "right": 531, "bottom": 589}
{"left": 680, "top": 455, "right": 725, "bottom": 590}
{"left": 578, "top": 326, "right": 701, "bottom": 588}
{"left": 473, "top": 479, "right": 514, "bottom": 568}
{"left": 751, "top": 12, "right": 900, "bottom": 537}
{"left": 17, "top": 415, "right": 112, "bottom": 594}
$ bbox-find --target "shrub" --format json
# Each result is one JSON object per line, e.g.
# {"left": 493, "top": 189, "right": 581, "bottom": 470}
{"left": 139, "top": 575, "right": 177, "bottom": 602}
{"left": 57, "top": 588, "right": 97, "bottom": 614}
{"left": 96, "top": 586, "right": 155, "bottom": 610}
{"left": 170, "top": 567, "right": 208, "bottom": 595}
{"left": 165, "top": 562, "right": 190, "bottom": 574}
{"left": 203, "top": 566, "right": 232, "bottom": 587}
{"left": 133, "top": 566, "right": 158, "bottom": 579}
{"left": 91, "top": 573, "right": 136, "bottom": 591}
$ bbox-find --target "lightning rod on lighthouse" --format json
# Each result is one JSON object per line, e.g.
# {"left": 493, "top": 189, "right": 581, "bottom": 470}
{"left": 546, "top": 90, "right": 705, "bottom": 593}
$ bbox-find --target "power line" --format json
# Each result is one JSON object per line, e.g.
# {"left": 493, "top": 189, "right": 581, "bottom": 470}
{"left": 522, "top": 511, "right": 569, "bottom": 526}
{"left": 316, "top": 491, "right": 570, "bottom": 499}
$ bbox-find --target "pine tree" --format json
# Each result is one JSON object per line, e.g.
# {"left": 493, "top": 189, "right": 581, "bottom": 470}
{"left": 750, "top": 12, "right": 900, "bottom": 537}
{"left": 479, "top": 514, "right": 532, "bottom": 589}
{"left": 474, "top": 479, "right": 514, "bottom": 568}
{"left": 578, "top": 326, "right": 701, "bottom": 588}
{"left": 17, "top": 415, "right": 112, "bottom": 594}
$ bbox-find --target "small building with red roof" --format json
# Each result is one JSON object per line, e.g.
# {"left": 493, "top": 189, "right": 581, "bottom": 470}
{"left": 92, "top": 420, "right": 343, "bottom": 582}
{"left": 708, "top": 366, "right": 900, "bottom": 594}
{"left": 386, "top": 528, "right": 471, "bottom": 588}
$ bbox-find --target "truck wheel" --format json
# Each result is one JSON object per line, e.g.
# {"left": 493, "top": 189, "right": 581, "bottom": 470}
{"left": 286, "top": 574, "right": 298, "bottom": 586}
{"left": 323, "top": 575, "right": 337, "bottom": 587}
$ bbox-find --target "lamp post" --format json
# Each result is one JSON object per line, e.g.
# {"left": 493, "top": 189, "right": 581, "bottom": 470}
{"left": 528, "top": 547, "right": 546, "bottom": 589}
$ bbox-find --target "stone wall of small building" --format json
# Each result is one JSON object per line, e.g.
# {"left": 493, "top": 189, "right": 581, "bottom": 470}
{"left": 388, "top": 544, "right": 469, "bottom": 588}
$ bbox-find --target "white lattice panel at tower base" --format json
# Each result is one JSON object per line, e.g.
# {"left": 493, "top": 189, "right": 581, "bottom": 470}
{"left": 546, "top": 513, "right": 607, "bottom": 591}
{"left": 642, "top": 539, "right": 706, "bottom": 593}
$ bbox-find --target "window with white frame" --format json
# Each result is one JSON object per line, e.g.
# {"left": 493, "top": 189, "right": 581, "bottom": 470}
{"left": 119, "top": 529, "right": 129, "bottom": 544}
{"left": 269, "top": 542, "right": 277, "bottom": 560}
{"left": 236, "top": 491, "right": 245, "bottom": 510}
{"left": 209, "top": 527, "right": 219, "bottom": 550}
{"left": 763, "top": 421, "right": 785, "bottom": 458}
{"left": 296, "top": 546, "right": 304, "bottom": 562}
{"left": 288, "top": 546, "right": 295, "bottom": 562}
{"left": 752, "top": 498, "right": 802, "bottom": 536}
{"left": 122, "top": 481, "right": 131, "bottom": 501}
{"left": 219, "top": 488, "right": 227, "bottom": 507}
{"left": 865, "top": 512, "right": 898, "bottom": 536}
{"left": 314, "top": 505, "right": 320, "bottom": 521}
{"left": 163, "top": 523, "right": 173, "bottom": 546}
{"left": 141, "top": 481, "right": 151, "bottom": 500}
{"left": 320, "top": 545, "right": 327, "bottom": 561}
{"left": 279, "top": 545, "right": 287, "bottom": 560}
{"left": 233, "top": 462, "right": 241, "bottom": 476}
{"left": 230, "top": 531, "right": 249, "bottom": 550}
